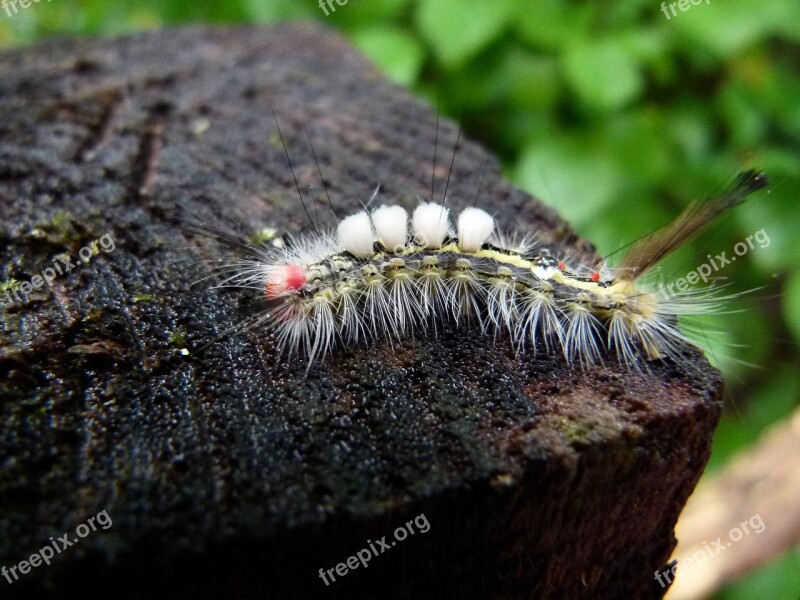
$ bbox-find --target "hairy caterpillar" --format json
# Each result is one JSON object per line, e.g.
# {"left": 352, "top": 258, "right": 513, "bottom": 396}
{"left": 208, "top": 161, "right": 767, "bottom": 369}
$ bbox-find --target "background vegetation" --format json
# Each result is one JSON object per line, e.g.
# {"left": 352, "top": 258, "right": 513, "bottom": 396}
{"left": 2, "top": 1, "right": 798, "bottom": 597}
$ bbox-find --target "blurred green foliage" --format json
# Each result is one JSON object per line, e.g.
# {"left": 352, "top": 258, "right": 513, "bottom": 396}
{"left": 2, "top": 1, "right": 799, "bottom": 597}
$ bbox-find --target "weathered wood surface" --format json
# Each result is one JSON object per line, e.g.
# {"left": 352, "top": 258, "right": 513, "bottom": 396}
{"left": 0, "top": 24, "right": 722, "bottom": 599}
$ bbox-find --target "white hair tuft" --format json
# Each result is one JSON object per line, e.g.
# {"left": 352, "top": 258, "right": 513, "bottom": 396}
{"left": 457, "top": 207, "right": 495, "bottom": 252}
{"left": 337, "top": 211, "right": 375, "bottom": 258}
{"left": 372, "top": 205, "right": 408, "bottom": 252}
{"left": 412, "top": 202, "right": 450, "bottom": 249}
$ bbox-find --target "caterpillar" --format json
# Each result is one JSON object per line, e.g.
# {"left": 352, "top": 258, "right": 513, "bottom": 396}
{"left": 209, "top": 167, "right": 768, "bottom": 369}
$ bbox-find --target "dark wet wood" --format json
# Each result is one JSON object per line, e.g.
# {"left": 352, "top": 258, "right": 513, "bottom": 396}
{"left": 0, "top": 24, "right": 722, "bottom": 599}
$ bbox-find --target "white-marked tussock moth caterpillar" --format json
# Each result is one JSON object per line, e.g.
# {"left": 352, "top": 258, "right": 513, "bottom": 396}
{"left": 201, "top": 117, "right": 767, "bottom": 370}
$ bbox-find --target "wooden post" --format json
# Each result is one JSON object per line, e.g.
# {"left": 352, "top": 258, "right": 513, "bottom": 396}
{"left": 0, "top": 24, "right": 722, "bottom": 598}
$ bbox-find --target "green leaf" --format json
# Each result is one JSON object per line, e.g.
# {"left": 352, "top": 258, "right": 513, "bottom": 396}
{"left": 415, "top": 0, "right": 517, "bottom": 69}
{"left": 490, "top": 49, "right": 561, "bottom": 112}
{"left": 782, "top": 270, "right": 800, "bottom": 345}
{"left": 664, "top": 102, "right": 715, "bottom": 162}
{"left": 707, "top": 364, "right": 799, "bottom": 472}
{"left": 601, "top": 109, "right": 671, "bottom": 184}
{"left": 733, "top": 164, "right": 800, "bottom": 273}
{"left": 717, "top": 80, "right": 768, "bottom": 148}
{"left": 514, "top": 0, "right": 595, "bottom": 51}
{"left": 243, "top": 0, "right": 316, "bottom": 21}
{"left": 351, "top": 27, "right": 425, "bottom": 86}
{"left": 324, "top": 0, "right": 411, "bottom": 28}
{"left": 669, "top": 0, "right": 800, "bottom": 59}
{"left": 513, "top": 137, "right": 623, "bottom": 227}
{"left": 716, "top": 528, "right": 800, "bottom": 600}
{"left": 561, "top": 38, "right": 644, "bottom": 112}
